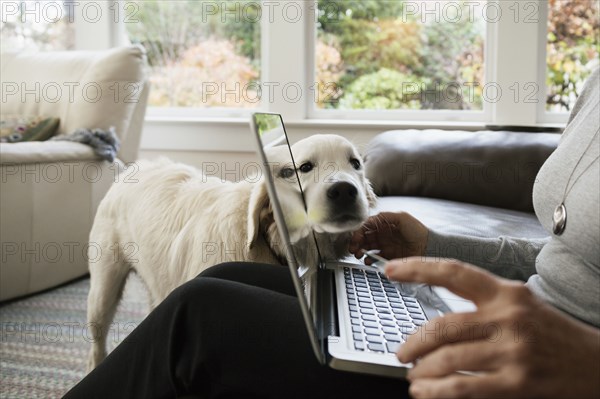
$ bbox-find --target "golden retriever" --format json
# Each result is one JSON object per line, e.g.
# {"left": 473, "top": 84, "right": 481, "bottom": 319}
{"left": 86, "top": 134, "right": 375, "bottom": 370}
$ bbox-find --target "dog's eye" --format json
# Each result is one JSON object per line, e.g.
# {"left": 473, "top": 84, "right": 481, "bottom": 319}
{"left": 280, "top": 168, "right": 295, "bottom": 179}
{"left": 299, "top": 162, "right": 314, "bottom": 173}
{"left": 350, "top": 158, "right": 361, "bottom": 170}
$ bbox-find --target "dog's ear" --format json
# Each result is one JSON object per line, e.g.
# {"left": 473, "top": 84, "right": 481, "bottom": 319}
{"left": 365, "top": 178, "right": 377, "bottom": 208}
{"left": 247, "top": 179, "right": 271, "bottom": 250}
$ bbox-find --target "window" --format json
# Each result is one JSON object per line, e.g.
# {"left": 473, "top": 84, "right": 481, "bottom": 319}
{"left": 0, "top": 0, "right": 75, "bottom": 51}
{"left": 546, "top": 0, "right": 599, "bottom": 113}
{"left": 2, "top": 1, "right": 599, "bottom": 128}
{"left": 124, "top": 0, "right": 261, "bottom": 109}
{"left": 315, "top": 0, "right": 485, "bottom": 111}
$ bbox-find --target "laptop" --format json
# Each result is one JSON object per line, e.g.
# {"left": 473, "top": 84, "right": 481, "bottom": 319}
{"left": 250, "top": 112, "right": 475, "bottom": 377}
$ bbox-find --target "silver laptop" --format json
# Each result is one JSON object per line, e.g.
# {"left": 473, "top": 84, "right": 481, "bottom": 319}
{"left": 250, "top": 113, "right": 475, "bottom": 377}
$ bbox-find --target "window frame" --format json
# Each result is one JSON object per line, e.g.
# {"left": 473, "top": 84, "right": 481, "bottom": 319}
{"left": 74, "top": 0, "right": 573, "bottom": 126}
{"left": 305, "top": 1, "right": 489, "bottom": 123}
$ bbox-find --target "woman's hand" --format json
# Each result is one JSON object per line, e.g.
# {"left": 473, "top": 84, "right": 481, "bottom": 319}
{"left": 348, "top": 212, "right": 428, "bottom": 263}
{"left": 385, "top": 257, "right": 600, "bottom": 399}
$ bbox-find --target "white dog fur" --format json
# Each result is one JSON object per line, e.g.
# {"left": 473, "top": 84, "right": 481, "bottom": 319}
{"left": 86, "top": 134, "right": 375, "bottom": 371}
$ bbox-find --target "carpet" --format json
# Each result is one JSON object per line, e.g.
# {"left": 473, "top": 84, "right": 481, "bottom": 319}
{"left": 0, "top": 274, "right": 149, "bottom": 398}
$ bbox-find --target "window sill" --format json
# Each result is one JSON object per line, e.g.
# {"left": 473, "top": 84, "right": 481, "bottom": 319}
{"left": 140, "top": 116, "right": 565, "bottom": 153}
{"left": 145, "top": 115, "right": 487, "bottom": 129}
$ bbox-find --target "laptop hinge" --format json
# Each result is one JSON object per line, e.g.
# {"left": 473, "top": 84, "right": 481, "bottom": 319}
{"left": 317, "top": 267, "right": 338, "bottom": 340}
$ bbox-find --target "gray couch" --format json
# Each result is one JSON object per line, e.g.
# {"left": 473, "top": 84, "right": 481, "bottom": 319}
{"left": 364, "top": 129, "right": 560, "bottom": 245}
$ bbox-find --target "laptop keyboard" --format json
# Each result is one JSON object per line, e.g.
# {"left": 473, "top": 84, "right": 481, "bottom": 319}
{"left": 343, "top": 267, "right": 428, "bottom": 354}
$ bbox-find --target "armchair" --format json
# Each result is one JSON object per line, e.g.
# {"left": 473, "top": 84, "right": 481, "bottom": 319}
{"left": 0, "top": 46, "right": 149, "bottom": 301}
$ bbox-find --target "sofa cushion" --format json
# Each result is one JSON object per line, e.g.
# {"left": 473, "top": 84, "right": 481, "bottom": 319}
{"left": 0, "top": 141, "right": 97, "bottom": 164}
{"left": 364, "top": 130, "right": 560, "bottom": 212}
{"left": 373, "top": 196, "right": 549, "bottom": 239}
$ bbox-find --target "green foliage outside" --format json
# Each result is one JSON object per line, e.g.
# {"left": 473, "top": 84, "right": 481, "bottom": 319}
{"left": 317, "top": 0, "right": 598, "bottom": 112}
{"left": 254, "top": 114, "right": 281, "bottom": 134}
{"left": 546, "top": 0, "right": 599, "bottom": 111}
{"left": 1, "top": 0, "right": 597, "bottom": 111}
{"left": 338, "top": 68, "right": 428, "bottom": 110}
{"left": 123, "top": 0, "right": 597, "bottom": 111}
{"left": 127, "top": 0, "right": 260, "bottom": 66}
{"left": 316, "top": 0, "right": 484, "bottom": 110}
{"left": 125, "top": 0, "right": 261, "bottom": 107}
{"left": 0, "top": 4, "right": 74, "bottom": 51}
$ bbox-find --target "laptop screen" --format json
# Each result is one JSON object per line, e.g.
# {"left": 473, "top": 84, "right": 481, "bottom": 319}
{"left": 252, "top": 114, "right": 321, "bottom": 292}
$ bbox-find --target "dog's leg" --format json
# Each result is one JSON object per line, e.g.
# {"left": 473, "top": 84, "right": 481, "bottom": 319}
{"left": 86, "top": 237, "right": 130, "bottom": 372}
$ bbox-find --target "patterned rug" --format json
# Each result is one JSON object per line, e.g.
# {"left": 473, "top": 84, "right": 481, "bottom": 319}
{"left": 0, "top": 274, "right": 149, "bottom": 398}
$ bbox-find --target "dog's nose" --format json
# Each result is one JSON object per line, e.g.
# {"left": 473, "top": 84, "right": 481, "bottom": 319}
{"left": 327, "top": 182, "right": 358, "bottom": 205}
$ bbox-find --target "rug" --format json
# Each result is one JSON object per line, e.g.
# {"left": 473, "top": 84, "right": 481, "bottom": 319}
{"left": 0, "top": 274, "right": 149, "bottom": 398}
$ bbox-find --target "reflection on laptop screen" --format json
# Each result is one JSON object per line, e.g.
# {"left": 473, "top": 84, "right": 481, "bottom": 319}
{"left": 253, "top": 113, "right": 319, "bottom": 303}
{"left": 254, "top": 113, "right": 287, "bottom": 148}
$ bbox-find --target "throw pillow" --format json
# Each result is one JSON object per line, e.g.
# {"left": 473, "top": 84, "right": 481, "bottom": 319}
{"left": 0, "top": 116, "right": 61, "bottom": 143}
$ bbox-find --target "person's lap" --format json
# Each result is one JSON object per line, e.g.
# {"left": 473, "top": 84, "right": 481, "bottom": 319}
{"left": 65, "top": 262, "right": 409, "bottom": 398}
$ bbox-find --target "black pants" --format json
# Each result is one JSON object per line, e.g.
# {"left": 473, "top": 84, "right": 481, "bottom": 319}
{"left": 65, "top": 262, "right": 409, "bottom": 398}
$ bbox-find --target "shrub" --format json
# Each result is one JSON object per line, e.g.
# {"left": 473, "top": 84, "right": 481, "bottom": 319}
{"left": 339, "top": 68, "right": 428, "bottom": 110}
{"left": 148, "top": 38, "right": 259, "bottom": 108}
{"left": 315, "top": 40, "right": 345, "bottom": 107}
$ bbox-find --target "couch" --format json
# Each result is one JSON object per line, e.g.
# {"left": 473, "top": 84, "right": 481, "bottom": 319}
{"left": 363, "top": 129, "right": 560, "bottom": 268}
{"left": 0, "top": 46, "right": 149, "bottom": 301}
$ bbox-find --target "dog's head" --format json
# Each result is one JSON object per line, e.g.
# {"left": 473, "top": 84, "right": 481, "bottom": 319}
{"left": 247, "top": 134, "right": 376, "bottom": 263}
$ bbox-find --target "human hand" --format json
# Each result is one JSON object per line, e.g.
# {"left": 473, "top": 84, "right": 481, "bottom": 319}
{"left": 385, "top": 257, "right": 600, "bottom": 399}
{"left": 348, "top": 212, "right": 428, "bottom": 264}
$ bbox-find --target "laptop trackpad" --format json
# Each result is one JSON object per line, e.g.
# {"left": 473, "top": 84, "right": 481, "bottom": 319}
{"left": 432, "top": 286, "right": 477, "bottom": 313}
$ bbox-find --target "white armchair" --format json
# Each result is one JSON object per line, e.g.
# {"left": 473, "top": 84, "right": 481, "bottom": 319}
{"left": 0, "top": 46, "right": 149, "bottom": 301}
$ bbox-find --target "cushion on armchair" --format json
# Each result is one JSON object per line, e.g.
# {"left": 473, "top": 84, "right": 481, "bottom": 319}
{"left": 0, "top": 46, "right": 147, "bottom": 163}
{"left": 0, "top": 116, "right": 60, "bottom": 142}
{"left": 364, "top": 130, "right": 560, "bottom": 212}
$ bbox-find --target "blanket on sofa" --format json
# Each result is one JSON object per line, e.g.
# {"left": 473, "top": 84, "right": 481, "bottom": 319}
{"left": 51, "top": 127, "right": 120, "bottom": 162}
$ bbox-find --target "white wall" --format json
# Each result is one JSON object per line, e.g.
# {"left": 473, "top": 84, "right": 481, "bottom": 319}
{"left": 137, "top": 118, "right": 490, "bottom": 181}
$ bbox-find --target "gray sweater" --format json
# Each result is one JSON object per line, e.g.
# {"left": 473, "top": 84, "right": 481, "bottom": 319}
{"left": 426, "top": 68, "right": 600, "bottom": 327}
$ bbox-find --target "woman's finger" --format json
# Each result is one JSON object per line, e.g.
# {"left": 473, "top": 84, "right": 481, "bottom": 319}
{"left": 398, "top": 311, "right": 495, "bottom": 363}
{"left": 348, "top": 229, "right": 365, "bottom": 257}
{"left": 385, "top": 257, "right": 502, "bottom": 305}
{"left": 409, "top": 373, "right": 506, "bottom": 399}
{"left": 407, "top": 341, "right": 502, "bottom": 379}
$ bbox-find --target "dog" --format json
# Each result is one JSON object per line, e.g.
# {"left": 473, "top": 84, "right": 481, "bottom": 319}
{"left": 86, "top": 134, "right": 376, "bottom": 370}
